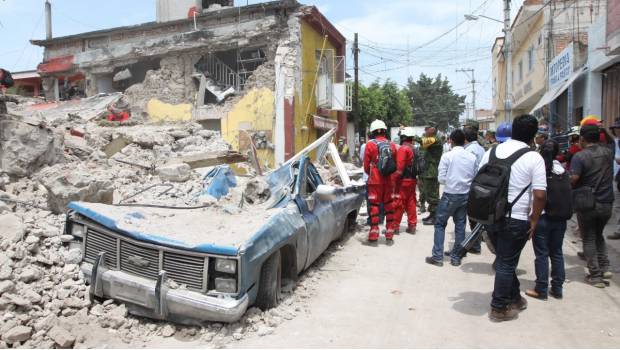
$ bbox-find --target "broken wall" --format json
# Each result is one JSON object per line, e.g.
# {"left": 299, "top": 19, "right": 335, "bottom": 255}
{"left": 220, "top": 87, "right": 275, "bottom": 168}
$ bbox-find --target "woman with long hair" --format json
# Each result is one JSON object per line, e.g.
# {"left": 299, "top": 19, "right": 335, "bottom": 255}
{"left": 526, "top": 139, "right": 569, "bottom": 300}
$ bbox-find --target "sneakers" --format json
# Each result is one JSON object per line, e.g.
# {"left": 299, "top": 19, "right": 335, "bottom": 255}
{"left": 385, "top": 228, "right": 394, "bottom": 241}
{"left": 425, "top": 256, "right": 443, "bottom": 267}
{"left": 607, "top": 232, "right": 620, "bottom": 240}
{"left": 603, "top": 271, "right": 613, "bottom": 280}
{"left": 510, "top": 296, "right": 528, "bottom": 311}
{"left": 525, "top": 289, "right": 548, "bottom": 300}
{"left": 586, "top": 275, "right": 607, "bottom": 288}
{"left": 405, "top": 226, "right": 416, "bottom": 234}
{"left": 450, "top": 259, "right": 461, "bottom": 267}
{"left": 489, "top": 307, "right": 519, "bottom": 322}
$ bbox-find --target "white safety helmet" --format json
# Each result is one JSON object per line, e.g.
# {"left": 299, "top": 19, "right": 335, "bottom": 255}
{"left": 370, "top": 119, "right": 387, "bottom": 133}
{"left": 400, "top": 127, "right": 416, "bottom": 138}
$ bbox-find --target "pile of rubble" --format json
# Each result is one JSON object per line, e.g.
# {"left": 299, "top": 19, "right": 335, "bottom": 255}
{"left": 0, "top": 93, "right": 336, "bottom": 348}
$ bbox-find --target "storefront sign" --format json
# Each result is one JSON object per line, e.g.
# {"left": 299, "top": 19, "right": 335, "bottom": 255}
{"left": 548, "top": 44, "right": 573, "bottom": 90}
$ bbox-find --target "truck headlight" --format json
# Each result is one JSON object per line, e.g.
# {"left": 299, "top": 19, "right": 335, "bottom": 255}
{"left": 215, "top": 258, "right": 237, "bottom": 274}
{"left": 214, "top": 277, "right": 237, "bottom": 293}
{"left": 71, "top": 223, "right": 85, "bottom": 238}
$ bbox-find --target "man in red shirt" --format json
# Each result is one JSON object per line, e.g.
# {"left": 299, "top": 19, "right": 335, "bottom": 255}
{"left": 393, "top": 127, "right": 418, "bottom": 234}
{"left": 363, "top": 120, "right": 398, "bottom": 242}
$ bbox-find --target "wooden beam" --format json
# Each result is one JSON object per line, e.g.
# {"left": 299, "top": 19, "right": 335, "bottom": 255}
{"left": 170, "top": 151, "right": 248, "bottom": 169}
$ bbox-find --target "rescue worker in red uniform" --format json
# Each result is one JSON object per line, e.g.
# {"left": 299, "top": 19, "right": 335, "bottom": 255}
{"left": 393, "top": 127, "right": 418, "bottom": 234}
{"left": 363, "top": 120, "right": 398, "bottom": 242}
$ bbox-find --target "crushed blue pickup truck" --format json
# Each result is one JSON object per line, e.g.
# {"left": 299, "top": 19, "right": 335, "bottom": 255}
{"left": 64, "top": 134, "right": 364, "bottom": 325}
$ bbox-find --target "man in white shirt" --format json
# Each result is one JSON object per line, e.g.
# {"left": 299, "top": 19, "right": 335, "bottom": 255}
{"left": 464, "top": 126, "right": 487, "bottom": 254}
{"left": 477, "top": 114, "right": 547, "bottom": 322}
{"left": 425, "top": 129, "right": 477, "bottom": 267}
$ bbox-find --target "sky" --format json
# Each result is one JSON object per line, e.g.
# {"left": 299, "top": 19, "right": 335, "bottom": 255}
{"left": 0, "top": 0, "right": 523, "bottom": 111}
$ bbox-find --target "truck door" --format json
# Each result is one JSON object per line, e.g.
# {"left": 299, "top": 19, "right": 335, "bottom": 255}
{"left": 294, "top": 157, "right": 336, "bottom": 269}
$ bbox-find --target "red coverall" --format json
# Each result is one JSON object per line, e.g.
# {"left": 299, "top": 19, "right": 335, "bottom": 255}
{"left": 393, "top": 142, "right": 417, "bottom": 231}
{"left": 363, "top": 136, "right": 397, "bottom": 240}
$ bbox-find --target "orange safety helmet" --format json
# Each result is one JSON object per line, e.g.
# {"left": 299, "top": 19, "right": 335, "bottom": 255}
{"left": 580, "top": 115, "right": 601, "bottom": 127}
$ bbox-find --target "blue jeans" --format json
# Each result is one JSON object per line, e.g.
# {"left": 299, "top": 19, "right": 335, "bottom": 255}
{"left": 432, "top": 193, "right": 468, "bottom": 262}
{"left": 533, "top": 215, "right": 566, "bottom": 295}
{"left": 491, "top": 218, "right": 529, "bottom": 310}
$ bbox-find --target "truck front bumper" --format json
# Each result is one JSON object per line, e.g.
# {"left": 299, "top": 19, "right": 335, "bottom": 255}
{"left": 81, "top": 261, "right": 248, "bottom": 324}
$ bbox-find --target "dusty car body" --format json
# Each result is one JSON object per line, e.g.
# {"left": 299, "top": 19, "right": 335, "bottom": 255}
{"left": 64, "top": 156, "right": 364, "bottom": 324}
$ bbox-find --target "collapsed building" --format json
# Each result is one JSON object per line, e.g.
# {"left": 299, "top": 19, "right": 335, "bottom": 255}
{"left": 31, "top": 0, "right": 352, "bottom": 168}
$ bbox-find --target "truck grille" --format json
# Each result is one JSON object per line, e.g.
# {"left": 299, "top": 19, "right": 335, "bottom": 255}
{"left": 84, "top": 228, "right": 118, "bottom": 268}
{"left": 163, "top": 252, "right": 206, "bottom": 290}
{"left": 83, "top": 225, "right": 211, "bottom": 292}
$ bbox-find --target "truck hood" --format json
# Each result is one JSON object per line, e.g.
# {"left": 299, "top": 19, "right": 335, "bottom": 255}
{"left": 68, "top": 202, "right": 280, "bottom": 255}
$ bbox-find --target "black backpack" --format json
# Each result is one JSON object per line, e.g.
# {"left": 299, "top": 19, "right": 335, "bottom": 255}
{"left": 467, "top": 147, "right": 532, "bottom": 225}
{"left": 371, "top": 140, "right": 396, "bottom": 177}
{"left": 545, "top": 171, "right": 573, "bottom": 220}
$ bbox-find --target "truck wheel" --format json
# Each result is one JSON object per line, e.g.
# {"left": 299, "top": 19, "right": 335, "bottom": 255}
{"left": 256, "top": 250, "right": 281, "bottom": 310}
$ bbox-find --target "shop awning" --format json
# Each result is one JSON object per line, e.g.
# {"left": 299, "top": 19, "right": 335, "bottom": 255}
{"left": 530, "top": 66, "right": 588, "bottom": 113}
{"left": 312, "top": 115, "right": 338, "bottom": 130}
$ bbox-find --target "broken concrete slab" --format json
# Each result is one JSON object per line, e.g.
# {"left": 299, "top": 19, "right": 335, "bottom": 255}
{"left": 103, "top": 137, "right": 130, "bottom": 158}
{"left": 64, "top": 134, "right": 94, "bottom": 160}
{"left": 0, "top": 120, "right": 64, "bottom": 178}
{"left": 156, "top": 163, "right": 192, "bottom": 182}
{"left": 48, "top": 326, "right": 76, "bottom": 348}
{"left": 38, "top": 165, "right": 114, "bottom": 214}
{"left": 0, "top": 213, "right": 25, "bottom": 243}
{"left": 1, "top": 325, "right": 32, "bottom": 344}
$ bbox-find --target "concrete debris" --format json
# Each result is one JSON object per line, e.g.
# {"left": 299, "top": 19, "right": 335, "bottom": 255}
{"left": 0, "top": 280, "right": 14, "bottom": 295}
{"left": 38, "top": 165, "right": 114, "bottom": 214}
{"left": 48, "top": 326, "right": 76, "bottom": 348}
{"left": 0, "top": 213, "right": 25, "bottom": 243}
{"left": 161, "top": 324, "right": 176, "bottom": 337}
{"left": 2, "top": 325, "right": 32, "bottom": 344}
{"left": 243, "top": 178, "right": 271, "bottom": 204}
{"left": 156, "top": 163, "right": 192, "bottom": 182}
{"left": 0, "top": 120, "right": 64, "bottom": 178}
{"left": 64, "top": 134, "right": 94, "bottom": 160}
{"left": 125, "top": 56, "right": 197, "bottom": 110}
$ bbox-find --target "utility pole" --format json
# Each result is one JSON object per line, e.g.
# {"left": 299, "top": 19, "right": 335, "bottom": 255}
{"left": 353, "top": 33, "right": 360, "bottom": 134}
{"left": 503, "top": 0, "right": 512, "bottom": 122}
{"left": 456, "top": 68, "right": 476, "bottom": 121}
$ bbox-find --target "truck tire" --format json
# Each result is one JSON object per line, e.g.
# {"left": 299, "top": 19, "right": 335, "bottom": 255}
{"left": 256, "top": 250, "right": 281, "bottom": 310}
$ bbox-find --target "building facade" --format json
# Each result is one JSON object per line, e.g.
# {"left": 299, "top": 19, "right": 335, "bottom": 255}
{"left": 31, "top": 1, "right": 351, "bottom": 166}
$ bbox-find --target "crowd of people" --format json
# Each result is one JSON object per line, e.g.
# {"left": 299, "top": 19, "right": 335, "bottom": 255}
{"left": 360, "top": 114, "right": 618, "bottom": 322}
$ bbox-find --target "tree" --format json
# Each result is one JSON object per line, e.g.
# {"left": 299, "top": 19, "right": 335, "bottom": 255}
{"left": 381, "top": 79, "right": 412, "bottom": 127}
{"left": 404, "top": 73, "right": 465, "bottom": 131}
{"left": 357, "top": 80, "right": 386, "bottom": 132}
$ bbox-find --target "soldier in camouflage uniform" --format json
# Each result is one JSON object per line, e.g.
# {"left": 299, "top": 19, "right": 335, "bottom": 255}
{"left": 463, "top": 120, "right": 490, "bottom": 150}
{"left": 420, "top": 124, "right": 443, "bottom": 225}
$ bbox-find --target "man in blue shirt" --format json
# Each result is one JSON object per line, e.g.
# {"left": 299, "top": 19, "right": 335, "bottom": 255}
{"left": 425, "top": 129, "right": 477, "bottom": 267}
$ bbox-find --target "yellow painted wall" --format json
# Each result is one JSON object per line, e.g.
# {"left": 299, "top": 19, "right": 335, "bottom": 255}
{"left": 295, "top": 21, "right": 339, "bottom": 154}
{"left": 221, "top": 88, "right": 275, "bottom": 168}
{"left": 511, "top": 14, "right": 546, "bottom": 110}
{"left": 147, "top": 99, "right": 193, "bottom": 121}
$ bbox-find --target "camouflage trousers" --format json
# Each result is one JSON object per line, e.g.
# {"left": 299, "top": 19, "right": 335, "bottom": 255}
{"left": 420, "top": 177, "right": 439, "bottom": 215}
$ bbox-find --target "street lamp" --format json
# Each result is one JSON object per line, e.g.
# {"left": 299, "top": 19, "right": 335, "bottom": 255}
{"left": 463, "top": 14, "right": 504, "bottom": 24}
{"left": 463, "top": 1, "right": 512, "bottom": 122}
